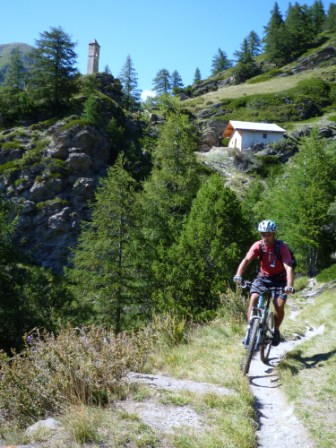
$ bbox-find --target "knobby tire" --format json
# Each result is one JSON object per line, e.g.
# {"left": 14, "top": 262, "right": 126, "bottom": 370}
{"left": 260, "top": 311, "right": 275, "bottom": 364}
{"left": 242, "top": 318, "right": 259, "bottom": 375}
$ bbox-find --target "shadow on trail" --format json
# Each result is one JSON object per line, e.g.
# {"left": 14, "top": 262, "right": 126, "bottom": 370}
{"left": 249, "top": 373, "right": 281, "bottom": 388}
{"left": 252, "top": 396, "right": 265, "bottom": 425}
{"left": 280, "top": 348, "right": 336, "bottom": 374}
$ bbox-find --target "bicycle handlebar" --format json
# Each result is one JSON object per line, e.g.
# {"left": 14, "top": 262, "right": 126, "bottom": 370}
{"left": 238, "top": 280, "right": 287, "bottom": 295}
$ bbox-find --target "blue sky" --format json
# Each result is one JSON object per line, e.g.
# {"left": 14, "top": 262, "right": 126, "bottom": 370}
{"left": 2, "top": 0, "right": 334, "bottom": 99}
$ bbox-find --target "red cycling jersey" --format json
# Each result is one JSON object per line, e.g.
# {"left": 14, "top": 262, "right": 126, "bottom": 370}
{"left": 246, "top": 240, "right": 292, "bottom": 277}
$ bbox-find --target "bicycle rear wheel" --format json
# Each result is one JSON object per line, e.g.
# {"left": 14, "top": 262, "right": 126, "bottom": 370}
{"left": 242, "top": 318, "right": 259, "bottom": 375}
{"left": 260, "top": 311, "right": 274, "bottom": 364}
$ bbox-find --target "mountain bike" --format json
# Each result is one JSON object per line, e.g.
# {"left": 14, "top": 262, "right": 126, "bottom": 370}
{"left": 240, "top": 280, "right": 282, "bottom": 375}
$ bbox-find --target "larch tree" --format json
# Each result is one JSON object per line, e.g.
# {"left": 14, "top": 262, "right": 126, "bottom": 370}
{"left": 211, "top": 48, "right": 232, "bottom": 75}
{"left": 233, "top": 38, "right": 260, "bottom": 83}
{"left": 162, "top": 174, "right": 252, "bottom": 317}
{"left": 133, "top": 111, "right": 202, "bottom": 312}
{"left": 152, "top": 68, "right": 171, "bottom": 95}
{"left": 4, "top": 48, "right": 28, "bottom": 92}
{"left": 309, "top": 0, "right": 326, "bottom": 34}
{"left": 284, "top": 2, "right": 315, "bottom": 61}
{"left": 324, "top": 3, "right": 336, "bottom": 31}
{"left": 67, "top": 156, "right": 138, "bottom": 332}
{"left": 28, "top": 26, "right": 78, "bottom": 116}
{"left": 263, "top": 2, "right": 287, "bottom": 66}
{"left": 119, "top": 54, "right": 141, "bottom": 111}
{"left": 171, "top": 70, "right": 184, "bottom": 93}
{"left": 247, "top": 31, "right": 262, "bottom": 56}
{"left": 0, "top": 48, "right": 31, "bottom": 124}
{"left": 257, "top": 131, "right": 336, "bottom": 276}
{"left": 193, "top": 67, "right": 202, "bottom": 83}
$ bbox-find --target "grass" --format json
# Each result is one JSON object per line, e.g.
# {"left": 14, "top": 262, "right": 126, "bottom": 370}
{"left": 278, "top": 284, "right": 336, "bottom": 448}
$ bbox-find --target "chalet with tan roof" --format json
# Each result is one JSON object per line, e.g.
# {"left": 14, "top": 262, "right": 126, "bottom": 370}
{"left": 223, "top": 120, "right": 286, "bottom": 151}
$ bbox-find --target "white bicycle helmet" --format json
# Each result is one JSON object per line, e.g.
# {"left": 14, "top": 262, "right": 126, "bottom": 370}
{"left": 258, "top": 220, "right": 277, "bottom": 232}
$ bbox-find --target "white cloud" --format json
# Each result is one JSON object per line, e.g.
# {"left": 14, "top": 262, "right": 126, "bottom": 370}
{"left": 141, "top": 90, "right": 156, "bottom": 101}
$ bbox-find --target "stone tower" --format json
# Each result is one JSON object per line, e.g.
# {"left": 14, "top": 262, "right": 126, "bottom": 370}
{"left": 87, "top": 39, "right": 100, "bottom": 75}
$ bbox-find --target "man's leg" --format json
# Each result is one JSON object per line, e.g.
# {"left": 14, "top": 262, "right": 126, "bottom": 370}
{"left": 272, "top": 296, "right": 286, "bottom": 346}
{"left": 273, "top": 296, "right": 286, "bottom": 329}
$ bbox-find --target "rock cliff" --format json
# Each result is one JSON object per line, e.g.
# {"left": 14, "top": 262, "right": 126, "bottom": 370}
{"left": 0, "top": 119, "right": 114, "bottom": 273}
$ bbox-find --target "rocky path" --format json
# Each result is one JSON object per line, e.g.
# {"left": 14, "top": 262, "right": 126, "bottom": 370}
{"left": 119, "top": 372, "right": 234, "bottom": 435}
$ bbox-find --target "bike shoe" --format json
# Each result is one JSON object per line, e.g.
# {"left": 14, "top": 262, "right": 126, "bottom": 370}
{"left": 272, "top": 329, "right": 281, "bottom": 346}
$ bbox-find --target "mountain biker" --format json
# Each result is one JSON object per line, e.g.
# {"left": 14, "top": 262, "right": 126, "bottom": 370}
{"left": 233, "top": 220, "right": 294, "bottom": 346}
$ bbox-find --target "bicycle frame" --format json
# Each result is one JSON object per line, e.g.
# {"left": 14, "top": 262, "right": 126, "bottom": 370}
{"left": 249, "top": 292, "right": 272, "bottom": 350}
{"left": 241, "top": 281, "right": 281, "bottom": 374}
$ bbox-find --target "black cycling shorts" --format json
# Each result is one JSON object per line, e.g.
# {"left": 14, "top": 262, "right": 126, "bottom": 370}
{"left": 250, "top": 276, "right": 287, "bottom": 300}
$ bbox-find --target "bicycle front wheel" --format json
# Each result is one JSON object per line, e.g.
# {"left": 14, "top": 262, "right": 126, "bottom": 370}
{"left": 260, "top": 311, "right": 275, "bottom": 364}
{"left": 242, "top": 318, "right": 259, "bottom": 375}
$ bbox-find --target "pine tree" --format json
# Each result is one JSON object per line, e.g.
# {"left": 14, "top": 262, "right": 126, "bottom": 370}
{"left": 211, "top": 48, "right": 232, "bottom": 75}
{"left": 67, "top": 156, "right": 138, "bottom": 332}
{"left": 152, "top": 68, "right": 171, "bottom": 95}
{"left": 28, "top": 26, "right": 78, "bottom": 116}
{"left": 162, "top": 174, "right": 252, "bottom": 317}
{"left": 119, "top": 54, "right": 141, "bottom": 111}
{"left": 193, "top": 67, "right": 202, "bottom": 83}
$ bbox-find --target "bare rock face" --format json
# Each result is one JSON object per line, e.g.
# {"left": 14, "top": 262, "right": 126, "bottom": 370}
{"left": 0, "top": 122, "right": 114, "bottom": 273}
{"left": 291, "top": 45, "right": 336, "bottom": 73}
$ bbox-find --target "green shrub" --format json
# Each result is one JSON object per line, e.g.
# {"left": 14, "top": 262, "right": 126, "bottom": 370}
{"left": 1, "top": 141, "right": 21, "bottom": 150}
{"left": 294, "top": 276, "right": 309, "bottom": 291}
{"left": 35, "top": 198, "right": 69, "bottom": 211}
{"left": 29, "top": 118, "right": 59, "bottom": 131}
{"left": 61, "top": 118, "right": 92, "bottom": 130}
{"left": 220, "top": 137, "right": 230, "bottom": 146}
{"left": 316, "top": 264, "right": 336, "bottom": 283}
{"left": 218, "top": 288, "right": 247, "bottom": 324}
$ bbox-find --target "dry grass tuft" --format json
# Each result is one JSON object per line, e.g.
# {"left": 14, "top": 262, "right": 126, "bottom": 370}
{"left": 0, "top": 324, "right": 155, "bottom": 428}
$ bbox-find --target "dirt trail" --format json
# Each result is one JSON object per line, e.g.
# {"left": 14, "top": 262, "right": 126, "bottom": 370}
{"left": 248, "top": 325, "right": 324, "bottom": 448}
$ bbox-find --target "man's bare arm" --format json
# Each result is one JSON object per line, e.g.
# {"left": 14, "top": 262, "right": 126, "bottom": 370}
{"left": 235, "top": 257, "right": 253, "bottom": 276}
